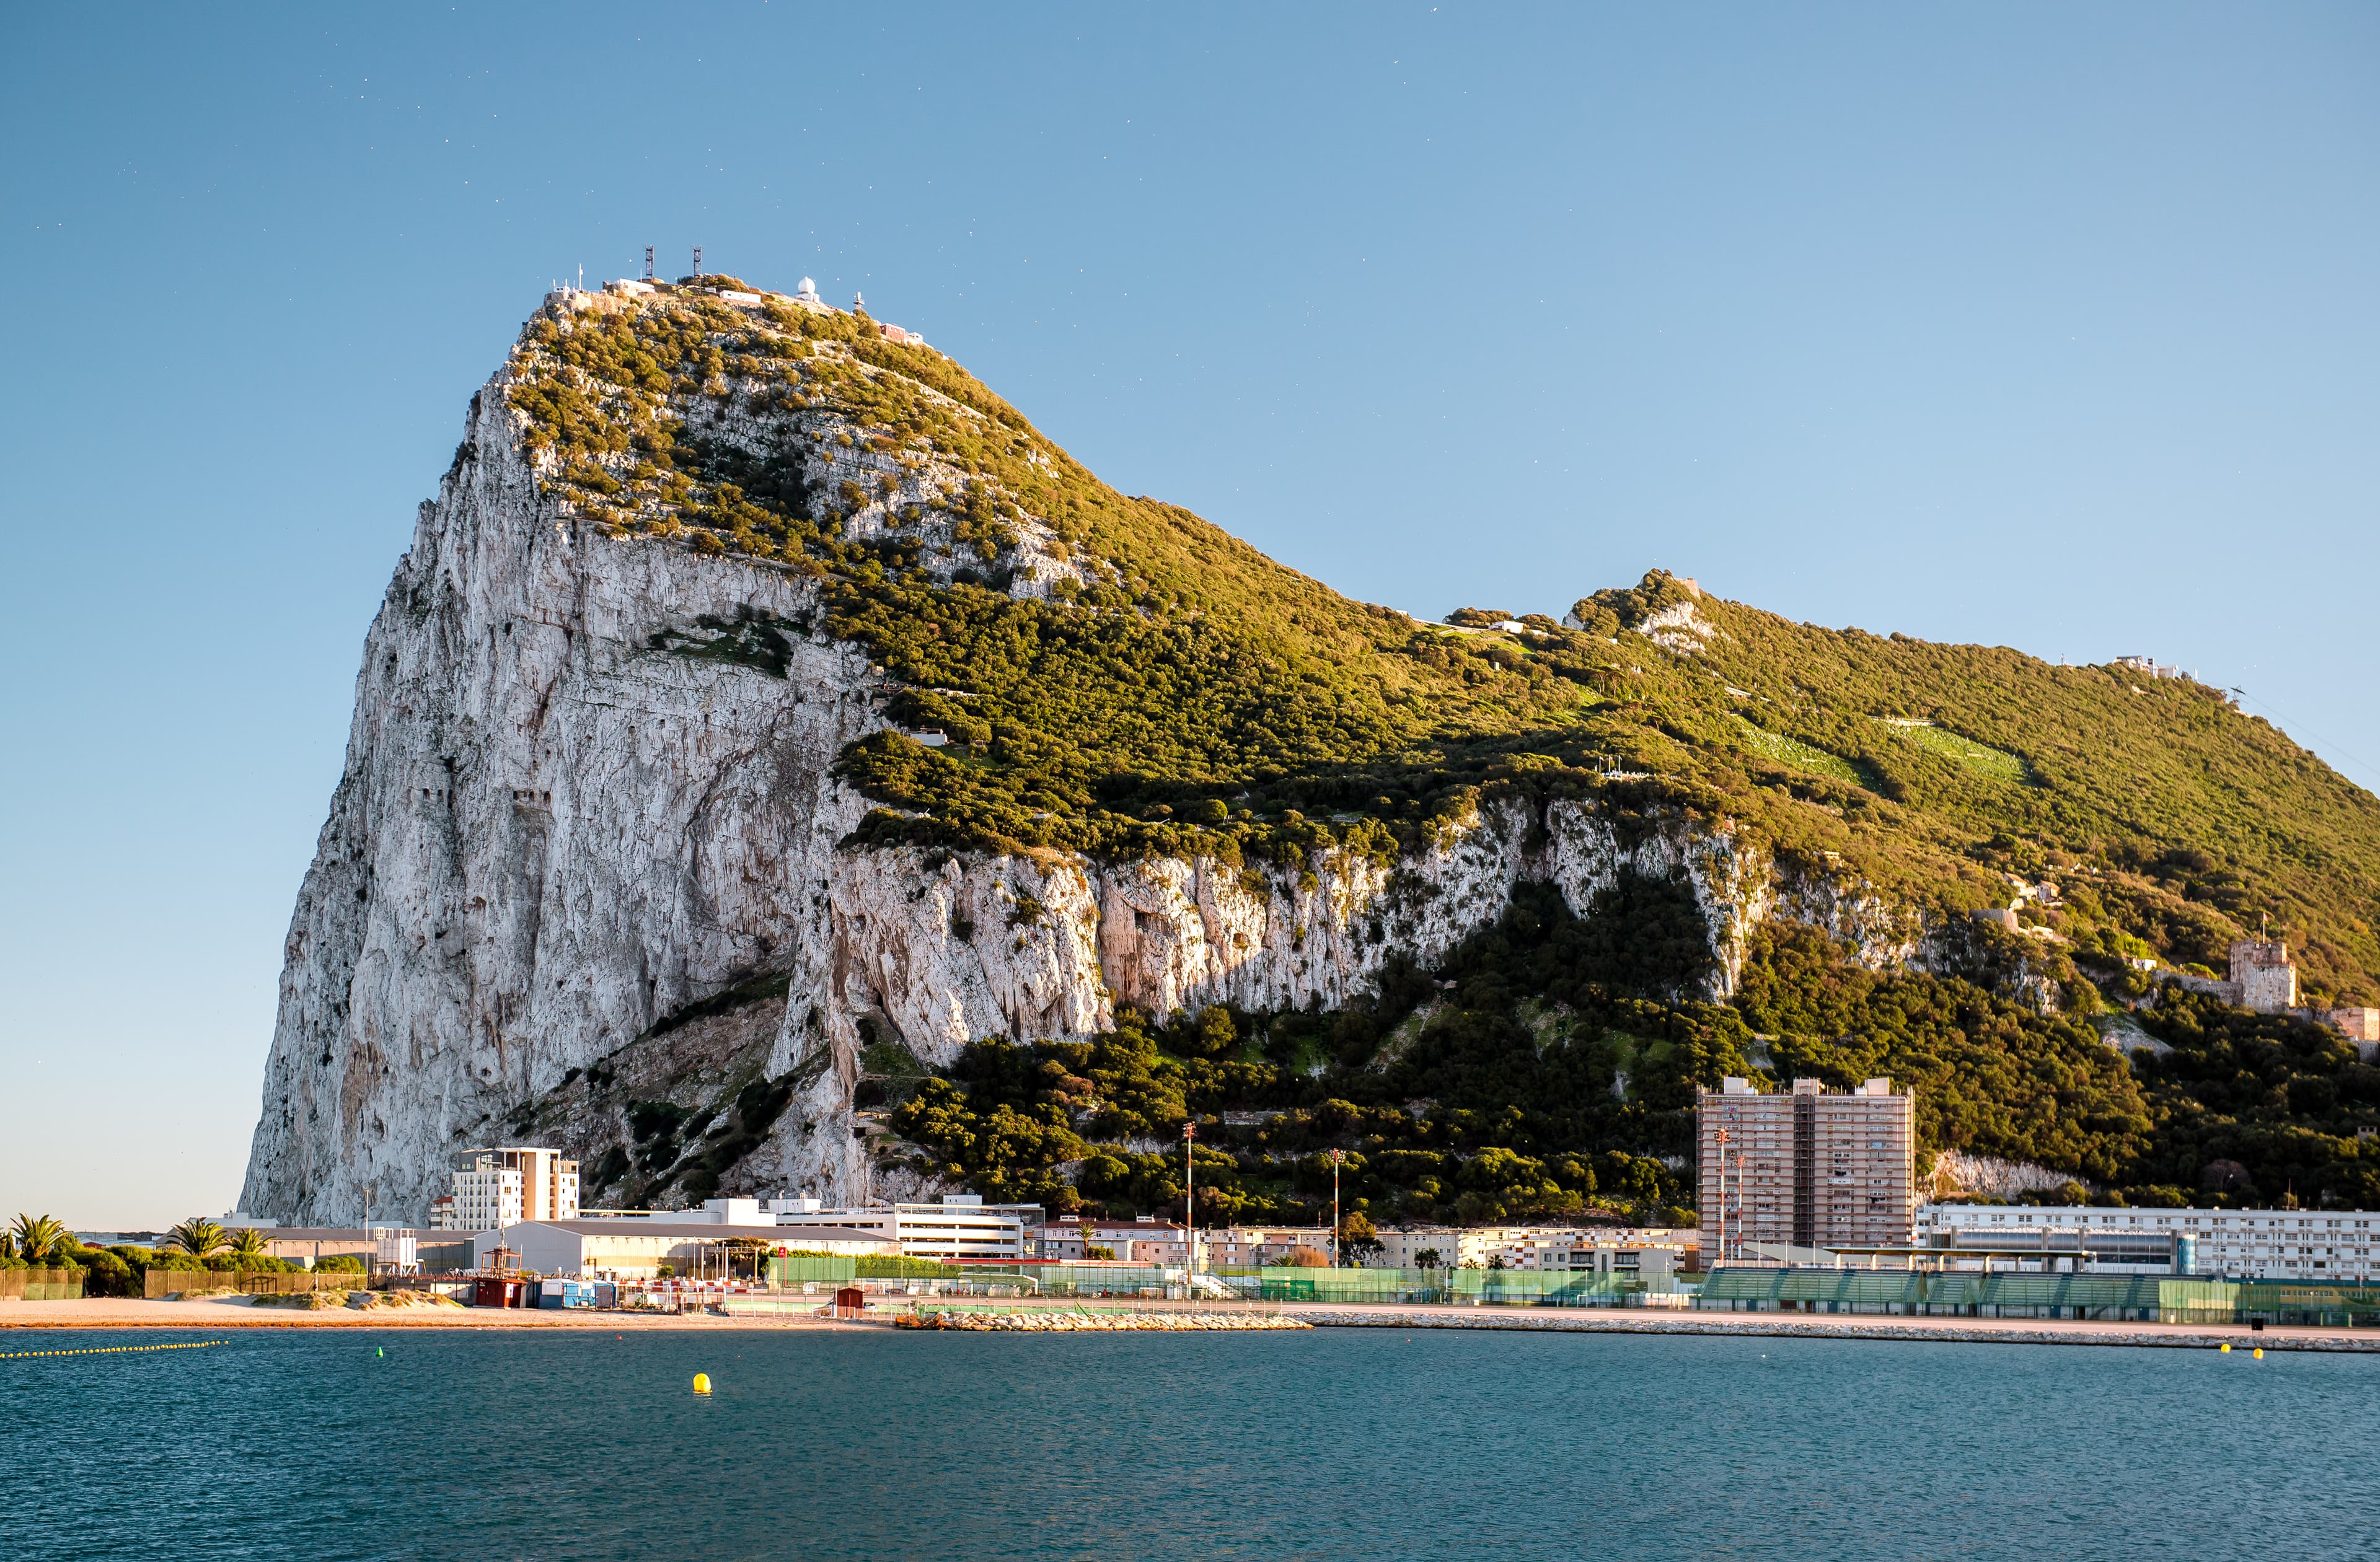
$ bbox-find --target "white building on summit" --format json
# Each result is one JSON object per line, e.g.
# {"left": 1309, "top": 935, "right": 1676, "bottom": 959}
{"left": 795, "top": 276, "right": 821, "bottom": 304}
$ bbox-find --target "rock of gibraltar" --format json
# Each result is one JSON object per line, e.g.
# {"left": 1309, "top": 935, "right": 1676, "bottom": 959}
{"left": 239, "top": 273, "right": 2380, "bottom": 1231}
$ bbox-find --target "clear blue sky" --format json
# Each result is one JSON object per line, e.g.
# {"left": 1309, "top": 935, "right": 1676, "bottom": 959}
{"left": 4, "top": 4, "right": 2374, "bottom": 1228}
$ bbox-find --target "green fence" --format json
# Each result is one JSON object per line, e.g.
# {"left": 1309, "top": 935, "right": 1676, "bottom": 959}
{"left": 1694, "top": 1268, "right": 2380, "bottom": 1325}
{"left": 0, "top": 1268, "right": 84, "bottom": 1301}
{"left": 140, "top": 1270, "right": 372, "bottom": 1299}
{"left": 1214, "top": 1267, "right": 1668, "bottom": 1306}
{"left": 766, "top": 1253, "right": 858, "bottom": 1288}
{"left": 923, "top": 1265, "right": 1680, "bottom": 1307}
{"left": 2234, "top": 1282, "right": 2380, "bottom": 1327}
{"left": 958, "top": 1263, "right": 1178, "bottom": 1296}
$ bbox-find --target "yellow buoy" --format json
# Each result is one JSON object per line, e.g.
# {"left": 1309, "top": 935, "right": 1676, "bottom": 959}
{"left": 2253, "top": 1348, "right": 2263, "bottom": 1359}
{"left": 692, "top": 1372, "right": 712, "bottom": 1395}
{"left": 2219, "top": 1343, "right": 2231, "bottom": 1353}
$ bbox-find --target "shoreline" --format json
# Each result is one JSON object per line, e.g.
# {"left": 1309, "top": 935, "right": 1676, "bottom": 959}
{"left": 1284, "top": 1305, "right": 2380, "bottom": 1352}
{"left": 6, "top": 1296, "right": 2379, "bottom": 1349}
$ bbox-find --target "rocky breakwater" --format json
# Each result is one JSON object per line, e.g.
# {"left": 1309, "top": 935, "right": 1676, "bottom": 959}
{"left": 898, "top": 1308, "right": 1308, "bottom": 1332}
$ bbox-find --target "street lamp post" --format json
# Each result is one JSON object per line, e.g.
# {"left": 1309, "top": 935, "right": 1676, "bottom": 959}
{"left": 1713, "top": 1129, "right": 1729, "bottom": 1272}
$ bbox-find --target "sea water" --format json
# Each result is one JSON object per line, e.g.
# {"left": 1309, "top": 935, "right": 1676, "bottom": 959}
{"left": 6, "top": 1325, "right": 2373, "bottom": 1560}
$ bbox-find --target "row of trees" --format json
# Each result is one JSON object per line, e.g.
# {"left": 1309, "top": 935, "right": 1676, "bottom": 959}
{"left": 3, "top": 1214, "right": 308, "bottom": 1296}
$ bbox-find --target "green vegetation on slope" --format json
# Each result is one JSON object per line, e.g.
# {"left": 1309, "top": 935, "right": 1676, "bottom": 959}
{"left": 888, "top": 885, "right": 2380, "bottom": 1222}
{"left": 1631, "top": 582, "right": 2380, "bottom": 1003}
{"left": 493, "top": 279, "right": 2380, "bottom": 1213}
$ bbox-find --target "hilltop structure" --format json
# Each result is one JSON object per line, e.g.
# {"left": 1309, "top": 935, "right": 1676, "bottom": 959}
{"left": 2112, "top": 654, "right": 2187, "bottom": 681}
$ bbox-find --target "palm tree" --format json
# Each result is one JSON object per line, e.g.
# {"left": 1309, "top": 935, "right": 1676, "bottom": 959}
{"left": 227, "top": 1227, "right": 268, "bottom": 1258}
{"left": 165, "top": 1218, "right": 229, "bottom": 1258}
{"left": 11, "top": 1213, "right": 68, "bottom": 1265}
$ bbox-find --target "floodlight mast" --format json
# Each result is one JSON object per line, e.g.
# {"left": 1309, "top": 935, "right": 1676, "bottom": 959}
{"left": 1183, "top": 1120, "right": 1197, "bottom": 1275}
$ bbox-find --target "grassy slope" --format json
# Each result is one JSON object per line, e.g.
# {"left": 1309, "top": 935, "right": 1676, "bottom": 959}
{"left": 500, "top": 283, "right": 2380, "bottom": 1219}
{"left": 1680, "top": 595, "right": 2380, "bottom": 1002}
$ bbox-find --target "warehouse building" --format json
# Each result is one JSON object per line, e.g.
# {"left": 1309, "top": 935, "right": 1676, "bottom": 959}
{"left": 473, "top": 1220, "right": 892, "bottom": 1278}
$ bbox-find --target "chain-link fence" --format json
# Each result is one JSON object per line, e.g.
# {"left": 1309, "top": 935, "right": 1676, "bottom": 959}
{"left": 1694, "top": 1267, "right": 2380, "bottom": 1324}
{"left": 139, "top": 1270, "right": 373, "bottom": 1299}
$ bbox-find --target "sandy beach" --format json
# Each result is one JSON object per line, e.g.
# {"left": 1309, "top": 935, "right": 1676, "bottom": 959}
{"left": 0, "top": 1297, "right": 868, "bottom": 1331}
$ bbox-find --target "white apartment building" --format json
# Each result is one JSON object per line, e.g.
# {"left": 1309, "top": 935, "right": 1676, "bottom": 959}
{"left": 1497, "top": 1230, "right": 1696, "bottom": 1281}
{"left": 1033, "top": 1218, "right": 1184, "bottom": 1263}
{"left": 1369, "top": 1225, "right": 1700, "bottom": 1271}
{"left": 1921, "top": 1203, "right": 2380, "bottom": 1281}
{"left": 430, "top": 1147, "right": 580, "bottom": 1232}
{"left": 774, "top": 1195, "right": 1032, "bottom": 1260}
{"left": 1030, "top": 1222, "right": 1336, "bottom": 1266}
{"left": 1369, "top": 1227, "right": 1473, "bottom": 1269}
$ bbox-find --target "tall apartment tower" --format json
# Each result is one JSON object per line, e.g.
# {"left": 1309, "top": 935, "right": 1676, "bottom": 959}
{"left": 1697, "top": 1077, "right": 1916, "bottom": 1260}
{"left": 430, "top": 1147, "right": 579, "bottom": 1232}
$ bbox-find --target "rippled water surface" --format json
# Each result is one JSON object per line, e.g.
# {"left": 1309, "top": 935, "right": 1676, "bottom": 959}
{"left": 6, "top": 1325, "right": 2374, "bottom": 1560}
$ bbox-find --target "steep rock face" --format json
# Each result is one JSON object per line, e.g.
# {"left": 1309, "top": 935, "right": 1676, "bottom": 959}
{"left": 241, "top": 384, "right": 878, "bottom": 1222}
{"left": 240, "top": 367, "right": 1923, "bottom": 1226}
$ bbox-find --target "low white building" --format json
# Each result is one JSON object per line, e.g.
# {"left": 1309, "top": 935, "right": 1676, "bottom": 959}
{"left": 1921, "top": 1203, "right": 2380, "bottom": 1281}
{"left": 474, "top": 1220, "right": 892, "bottom": 1278}
{"left": 1372, "top": 1225, "right": 1699, "bottom": 1271}
{"left": 774, "top": 1195, "right": 1035, "bottom": 1261}
{"left": 1368, "top": 1227, "right": 1472, "bottom": 1269}
{"left": 1028, "top": 1221, "right": 1332, "bottom": 1266}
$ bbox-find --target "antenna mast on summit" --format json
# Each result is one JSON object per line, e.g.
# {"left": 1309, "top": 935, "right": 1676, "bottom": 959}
{"left": 642, "top": 245, "right": 654, "bottom": 281}
{"left": 692, "top": 245, "right": 703, "bottom": 277}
